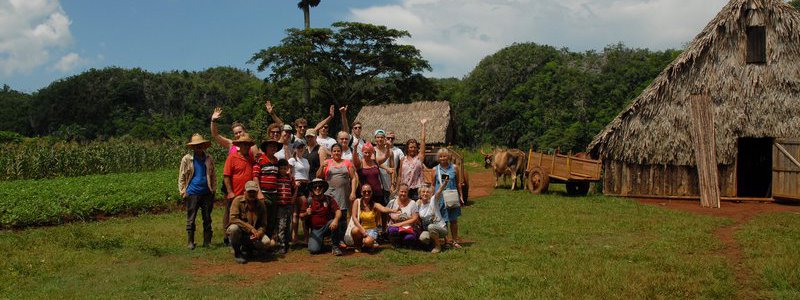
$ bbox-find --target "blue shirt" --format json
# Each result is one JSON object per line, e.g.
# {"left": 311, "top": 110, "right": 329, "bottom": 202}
{"left": 186, "top": 153, "right": 210, "bottom": 196}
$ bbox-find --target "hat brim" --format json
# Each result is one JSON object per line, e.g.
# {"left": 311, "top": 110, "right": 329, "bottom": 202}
{"left": 186, "top": 141, "right": 212, "bottom": 147}
{"left": 309, "top": 181, "right": 329, "bottom": 193}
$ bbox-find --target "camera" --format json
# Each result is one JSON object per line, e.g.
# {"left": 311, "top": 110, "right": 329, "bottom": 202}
{"left": 440, "top": 174, "right": 449, "bottom": 182}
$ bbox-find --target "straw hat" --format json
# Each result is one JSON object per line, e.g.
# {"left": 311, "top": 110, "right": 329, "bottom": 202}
{"left": 232, "top": 133, "right": 256, "bottom": 145}
{"left": 186, "top": 133, "right": 211, "bottom": 148}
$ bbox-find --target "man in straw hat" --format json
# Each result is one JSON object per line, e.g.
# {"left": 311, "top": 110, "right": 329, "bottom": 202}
{"left": 228, "top": 180, "right": 275, "bottom": 264}
{"left": 178, "top": 133, "right": 217, "bottom": 249}
{"left": 223, "top": 132, "right": 258, "bottom": 245}
{"left": 305, "top": 178, "right": 344, "bottom": 256}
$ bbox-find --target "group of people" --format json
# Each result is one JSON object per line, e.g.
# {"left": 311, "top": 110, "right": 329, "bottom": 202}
{"left": 177, "top": 100, "right": 465, "bottom": 264}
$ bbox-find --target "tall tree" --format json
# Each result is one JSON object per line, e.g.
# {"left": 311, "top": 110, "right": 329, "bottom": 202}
{"left": 297, "top": 0, "right": 321, "bottom": 29}
{"left": 250, "top": 22, "right": 432, "bottom": 119}
{"left": 297, "top": 0, "right": 321, "bottom": 104}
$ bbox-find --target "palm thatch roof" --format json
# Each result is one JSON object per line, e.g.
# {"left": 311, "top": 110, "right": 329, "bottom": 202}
{"left": 354, "top": 101, "right": 452, "bottom": 145}
{"left": 588, "top": 0, "right": 800, "bottom": 166}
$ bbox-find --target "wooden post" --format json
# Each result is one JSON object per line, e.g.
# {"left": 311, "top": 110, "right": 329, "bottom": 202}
{"left": 689, "top": 94, "right": 721, "bottom": 208}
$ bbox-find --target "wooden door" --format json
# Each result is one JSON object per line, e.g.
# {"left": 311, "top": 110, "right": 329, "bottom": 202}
{"left": 773, "top": 139, "right": 800, "bottom": 200}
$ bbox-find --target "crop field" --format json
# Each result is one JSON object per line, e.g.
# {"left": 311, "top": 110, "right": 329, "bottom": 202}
{"left": 1, "top": 186, "right": 799, "bottom": 299}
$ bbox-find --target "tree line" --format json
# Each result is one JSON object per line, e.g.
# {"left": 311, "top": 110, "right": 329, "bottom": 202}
{"left": 1, "top": 23, "right": 679, "bottom": 153}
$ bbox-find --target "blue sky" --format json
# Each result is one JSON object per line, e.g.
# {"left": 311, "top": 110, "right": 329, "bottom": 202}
{"left": 1, "top": 0, "right": 732, "bottom": 93}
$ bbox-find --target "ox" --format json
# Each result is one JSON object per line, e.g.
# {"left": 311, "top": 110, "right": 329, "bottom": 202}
{"left": 481, "top": 148, "right": 527, "bottom": 190}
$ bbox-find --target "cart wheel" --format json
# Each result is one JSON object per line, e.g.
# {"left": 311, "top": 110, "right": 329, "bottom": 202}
{"left": 528, "top": 167, "right": 549, "bottom": 194}
{"left": 566, "top": 182, "right": 590, "bottom": 196}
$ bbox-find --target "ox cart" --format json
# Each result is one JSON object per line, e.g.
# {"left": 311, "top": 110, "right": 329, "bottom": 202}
{"left": 526, "top": 148, "right": 602, "bottom": 196}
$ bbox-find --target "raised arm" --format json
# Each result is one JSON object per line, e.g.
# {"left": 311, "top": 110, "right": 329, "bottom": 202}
{"left": 265, "top": 99, "right": 284, "bottom": 125}
{"left": 314, "top": 105, "right": 335, "bottom": 132}
{"left": 211, "top": 107, "right": 232, "bottom": 149}
{"left": 339, "top": 106, "right": 350, "bottom": 134}
{"left": 418, "top": 119, "right": 428, "bottom": 160}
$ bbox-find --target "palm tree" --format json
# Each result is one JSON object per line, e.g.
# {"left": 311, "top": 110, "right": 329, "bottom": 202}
{"left": 297, "top": 0, "right": 321, "bottom": 104}
{"left": 297, "top": 0, "right": 321, "bottom": 29}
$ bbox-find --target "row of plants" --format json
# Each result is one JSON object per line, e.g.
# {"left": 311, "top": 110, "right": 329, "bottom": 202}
{"left": 0, "top": 168, "right": 210, "bottom": 228}
{"left": 0, "top": 137, "right": 228, "bottom": 181}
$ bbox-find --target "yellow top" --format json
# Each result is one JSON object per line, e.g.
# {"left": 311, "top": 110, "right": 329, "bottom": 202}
{"left": 359, "top": 208, "right": 379, "bottom": 230}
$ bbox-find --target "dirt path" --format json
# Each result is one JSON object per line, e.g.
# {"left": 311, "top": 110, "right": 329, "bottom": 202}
{"left": 637, "top": 199, "right": 800, "bottom": 299}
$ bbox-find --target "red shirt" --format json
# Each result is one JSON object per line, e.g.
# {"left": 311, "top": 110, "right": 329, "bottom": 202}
{"left": 309, "top": 194, "right": 339, "bottom": 229}
{"left": 253, "top": 153, "right": 280, "bottom": 194}
{"left": 276, "top": 175, "right": 293, "bottom": 205}
{"left": 223, "top": 151, "right": 255, "bottom": 196}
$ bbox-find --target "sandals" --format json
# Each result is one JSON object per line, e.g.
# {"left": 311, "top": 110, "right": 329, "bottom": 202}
{"left": 451, "top": 241, "right": 462, "bottom": 249}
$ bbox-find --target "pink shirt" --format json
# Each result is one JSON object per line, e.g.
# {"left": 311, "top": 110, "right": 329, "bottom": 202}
{"left": 401, "top": 157, "right": 425, "bottom": 189}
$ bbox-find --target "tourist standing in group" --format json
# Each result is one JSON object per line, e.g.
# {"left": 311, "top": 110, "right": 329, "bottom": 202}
{"left": 433, "top": 148, "right": 464, "bottom": 249}
{"left": 210, "top": 107, "right": 259, "bottom": 157}
{"left": 304, "top": 129, "right": 323, "bottom": 180}
{"left": 305, "top": 179, "right": 344, "bottom": 256}
{"left": 254, "top": 139, "right": 282, "bottom": 238}
{"left": 274, "top": 159, "right": 295, "bottom": 254}
{"left": 265, "top": 100, "right": 334, "bottom": 147}
{"left": 317, "top": 143, "right": 357, "bottom": 248}
{"left": 386, "top": 184, "right": 420, "bottom": 247}
{"left": 339, "top": 106, "right": 365, "bottom": 156}
{"left": 417, "top": 184, "right": 448, "bottom": 253}
{"left": 289, "top": 141, "right": 310, "bottom": 244}
{"left": 276, "top": 124, "right": 294, "bottom": 160}
{"left": 335, "top": 131, "right": 356, "bottom": 161}
{"left": 178, "top": 134, "right": 216, "bottom": 249}
{"left": 373, "top": 130, "right": 395, "bottom": 201}
{"left": 387, "top": 131, "right": 405, "bottom": 174}
{"left": 223, "top": 133, "right": 258, "bottom": 245}
{"left": 347, "top": 184, "right": 398, "bottom": 252}
{"left": 227, "top": 181, "right": 275, "bottom": 264}
{"left": 396, "top": 119, "right": 427, "bottom": 200}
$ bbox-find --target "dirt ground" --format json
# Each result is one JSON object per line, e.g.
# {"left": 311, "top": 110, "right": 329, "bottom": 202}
{"left": 637, "top": 198, "right": 800, "bottom": 299}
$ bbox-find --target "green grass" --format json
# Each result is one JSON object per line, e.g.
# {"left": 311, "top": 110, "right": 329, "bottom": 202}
{"left": 737, "top": 212, "right": 800, "bottom": 299}
{"left": 2, "top": 189, "right": 774, "bottom": 299}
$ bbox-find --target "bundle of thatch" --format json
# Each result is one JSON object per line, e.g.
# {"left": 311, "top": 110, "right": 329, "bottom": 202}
{"left": 354, "top": 101, "right": 452, "bottom": 145}
{"left": 588, "top": 0, "right": 800, "bottom": 166}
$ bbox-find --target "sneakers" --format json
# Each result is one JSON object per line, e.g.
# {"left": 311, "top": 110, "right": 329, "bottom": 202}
{"left": 235, "top": 256, "right": 247, "bottom": 264}
{"left": 278, "top": 246, "right": 288, "bottom": 255}
{"left": 431, "top": 246, "right": 441, "bottom": 254}
{"left": 332, "top": 247, "right": 343, "bottom": 256}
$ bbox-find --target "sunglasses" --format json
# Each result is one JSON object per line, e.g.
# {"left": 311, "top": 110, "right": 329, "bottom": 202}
{"left": 313, "top": 186, "right": 324, "bottom": 189}
{"left": 362, "top": 190, "right": 372, "bottom": 194}
{"left": 353, "top": 126, "right": 362, "bottom": 129}
{"left": 386, "top": 137, "right": 395, "bottom": 140}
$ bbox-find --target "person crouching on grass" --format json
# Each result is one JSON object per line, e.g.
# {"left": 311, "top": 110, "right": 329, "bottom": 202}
{"left": 274, "top": 159, "right": 294, "bottom": 254}
{"left": 227, "top": 181, "right": 275, "bottom": 264}
{"left": 178, "top": 134, "right": 216, "bottom": 249}
{"left": 306, "top": 178, "right": 344, "bottom": 256}
{"left": 417, "top": 184, "right": 448, "bottom": 253}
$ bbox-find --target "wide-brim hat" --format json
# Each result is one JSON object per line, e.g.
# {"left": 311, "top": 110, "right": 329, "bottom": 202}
{"left": 305, "top": 129, "right": 317, "bottom": 137}
{"left": 260, "top": 139, "right": 282, "bottom": 152}
{"left": 186, "top": 133, "right": 211, "bottom": 147}
{"left": 309, "top": 178, "right": 329, "bottom": 193}
{"left": 232, "top": 133, "right": 256, "bottom": 145}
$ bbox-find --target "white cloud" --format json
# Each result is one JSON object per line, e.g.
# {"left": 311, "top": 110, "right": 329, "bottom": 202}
{"left": 349, "top": 0, "right": 729, "bottom": 78}
{"left": 0, "top": 0, "right": 73, "bottom": 76}
{"left": 52, "top": 52, "right": 82, "bottom": 72}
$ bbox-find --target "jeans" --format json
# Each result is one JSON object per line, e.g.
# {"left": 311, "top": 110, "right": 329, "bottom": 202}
{"left": 186, "top": 193, "right": 213, "bottom": 235}
{"left": 274, "top": 205, "right": 293, "bottom": 248}
{"left": 308, "top": 219, "right": 344, "bottom": 254}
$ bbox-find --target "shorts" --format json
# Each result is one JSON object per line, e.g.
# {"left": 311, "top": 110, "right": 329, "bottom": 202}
{"left": 296, "top": 181, "right": 310, "bottom": 198}
{"left": 365, "top": 228, "right": 379, "bottom": 240}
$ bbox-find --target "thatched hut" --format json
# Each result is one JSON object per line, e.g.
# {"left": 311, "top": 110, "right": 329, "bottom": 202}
{"left": 588, "top": 0, "right": 800, "bottom": 205}
{"left": 354, "top": 101, "right": 453, "bottom": 145}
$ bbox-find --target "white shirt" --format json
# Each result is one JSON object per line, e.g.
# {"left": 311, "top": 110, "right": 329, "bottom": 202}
{"left": 391, "top": 146, "right": 405, "bottom": 169}
{"left": 288, "top": 157, "right": 310, "bottom": 180}
{"left": 317, "top": 136, "right": 337, "bottom": 150}
{"left": 342, "top": 148, "right": 354, "bottom": 161}
{"left": 418, "top": 197, "right": 445, "bottom": 227}
{"left": 387, "top": 198, "right": 419, "bottom": 226}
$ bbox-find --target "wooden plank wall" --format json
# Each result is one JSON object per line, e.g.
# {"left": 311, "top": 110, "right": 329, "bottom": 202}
{"left": 602, "top": 160, "right": 736, "bottom": 197}
{"left": 773, "top": 139, "right": 800, "bottom": 200}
